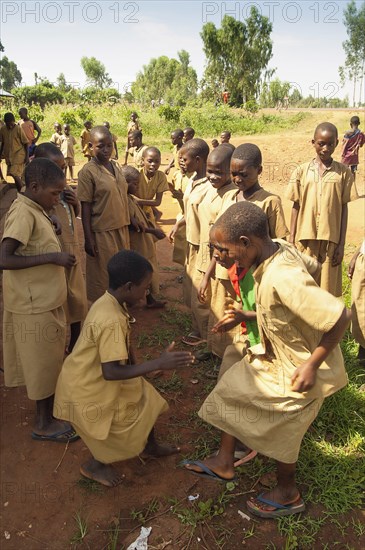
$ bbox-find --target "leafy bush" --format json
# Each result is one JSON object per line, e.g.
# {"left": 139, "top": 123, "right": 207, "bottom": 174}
{"left": 158, "top": 105, "right": 181, "bottom": 123}
{"left": 59, "top": 110, "right": 79, "bottom": 128}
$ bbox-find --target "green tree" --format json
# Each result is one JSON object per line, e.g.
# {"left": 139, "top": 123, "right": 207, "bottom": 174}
{"left": 0, "top": 43, "right": 21, "bottom": 90}
{"left": 200, "top": 9, "right": 273, "bottom": 105}
{"left": 131, "top": 50, "right": 197, "bottom": 106}
{"left": 339, "top": 0, "right": 365, "bottom": 106}
{"left": 56, "top": 72, "right": 72, "bottom": 92}
{"left": 80, "top": 57, "right": 112, "bottom": 88}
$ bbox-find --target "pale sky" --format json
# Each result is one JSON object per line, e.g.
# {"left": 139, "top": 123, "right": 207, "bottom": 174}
{"left": 0, "top": 0, "right": 360, "bottom": 100}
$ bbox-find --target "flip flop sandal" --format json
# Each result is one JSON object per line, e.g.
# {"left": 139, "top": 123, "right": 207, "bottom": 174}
{"left": 247, "top": 493, "right": 306, "bottom": 518}
{"left": 234, "top": 449, "right": 258, "bottom": 467}
{"left": 31, "top": 427, "right": 80, "bottom": 443}
{"left": 180, "top": 459, "right": 236, "bottom": 483}
{"left": 182, "top": 334, "right": 207, "bottom": 346}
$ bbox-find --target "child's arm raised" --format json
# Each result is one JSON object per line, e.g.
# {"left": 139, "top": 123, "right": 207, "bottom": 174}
{"left": 102, "top": 342, "right": 194, "bottom": 381}
{"left": 291, "top": 306, "right": 351, "bottom": 393}
{"left": 0, "top": 237, "right": 76, "bottom": 269}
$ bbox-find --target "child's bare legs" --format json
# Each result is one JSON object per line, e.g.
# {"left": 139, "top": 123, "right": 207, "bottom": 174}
{"left": 184, "top": 432, "right": 237, "bottom": 479}
{"left": 34, "top": 395, "right": 74, "bottom": 436}
{"left": 68, "top": 321, "right": 81, "bottom": 353}
{"left": 69, "top": 165, "right": 76, "bottom": 182}
{"left": 142, "top": 427, "right": 180, "bottom": 457}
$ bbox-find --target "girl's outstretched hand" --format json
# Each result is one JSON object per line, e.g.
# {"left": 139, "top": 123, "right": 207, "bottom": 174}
{"left": 159, "top": 342, "right": 194, "bottom": 370}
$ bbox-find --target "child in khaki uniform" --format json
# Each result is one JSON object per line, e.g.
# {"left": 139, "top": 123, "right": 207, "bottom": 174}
{"left": 34, "top": 143, "right": 88, "bottom": 352}
{"left": 0, "top": 112, "right": 29, "bottom": 187}
{"left": 126, "top": 130, "right": 148, "bottom": 169}
{"left": 135, "top": 147, "right": 169, "bottom": 223}
{"left": 50, "top": 122, "right": 62, "bottom": 148}
{"left": 80, "top": 120, "right": 93, "bottom": 161}
{"left": 0, "top": 158, "right": 78, "bottom": 442}
{"left": 54, "top": 250, "right": 194, "bottom": 487}
{"left": 165, "top": 129, "right": 184, "bottom": 176}
{"left": 348, "top": 240, "right": 365, "bottom": 364}
{"left": 60, "top": 124, "right": 77, "bottom": 182}
{"left": 103, "top": 121, "right": 118, "bottom": 160}
{"left": 122, "top": 165, "right": 167, "bottom": 308}
{"left": 78, "top": 126, "right": 130, "bottom": 303}
{"left": 182, "top": 201, "right": 351, "bottom": 519}
{"left": 286, "top": 122, "right": 354, "bottom": 297}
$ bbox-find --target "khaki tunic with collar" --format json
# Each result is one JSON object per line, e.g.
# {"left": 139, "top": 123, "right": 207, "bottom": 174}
{"left": 199, "top": 240, "right": 347, "bottom": 463}
{"left": 239, "top": 186, "right": 289, "bottom": 239}
{"left": 54, "top": 292, "right": 168, "bottom": 463}
{"left": 137, "top": 169, "right": 169, "bottom": 223}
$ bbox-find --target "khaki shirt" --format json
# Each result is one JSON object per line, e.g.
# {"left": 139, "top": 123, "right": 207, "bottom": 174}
{"left": 129, "top": 144, "right": 148, "bottom": 169}
{"left": 286, "top": 160, "right": 353, "bottom": 243}
{"left": 197, "top": 182, "right": 237, "bottom": 275}
{"left": 60, "top": 134, "right": 76, "bottom": 159}
{"left": 50, "top": 131, "right": 62, "bottom": 148}
{"left": 2, "top": 194, "right": 67, "bottom": 314}
{"left": 19, "top": 120, "right": 35, "bottom": 143}
{"left": 54, "top": 292, "right": 131, "bottom": 440}
{"left": 173, "top": 144, "right": 181, "bottom": 170}
{"left": 237, "top": 187, "right": 289, "bottom": 239}
{"left": 0, "top": 125, "right": 28, "bottom": 164}
{"left": 127, "top": 121, "right": 140, "bottom": 134}
{"left": 77, "top": 160, "right": 130, "bottom": 232}
{"left": 252, "top": 240, "right": 347, "bottom": 398}
{"left": 183, "top": 176, "right": 210, "bottom": 246}
{"left": 80, "top": 128, "right": 93, "bottom": 157}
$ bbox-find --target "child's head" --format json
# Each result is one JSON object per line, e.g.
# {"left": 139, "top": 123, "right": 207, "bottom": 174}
{"left": 350, "top": 116, "right": 360, "bottom": 128}
{"left": 220, "top": 131, "right": 231, "bottom": 143}
{"left": 34, "top": 142, "right": 66, "bottom": 171}
{"left": 206, "top": 145, "right": 233, "bottom": 189}
{"left": 130, "top": 111, "right": 138, "bottom": 122}
{"left": 171, "top": 129, "right": 184, "bottom": 146}
{"left": 4, "top": 112, "right": 16, "bottom": 129}
{"left": 24, "top": 158, "right": 65, "bottom": 210}
{"left": 121, "top": 165, "right": 140, "bottom": 195}
{"left": 90, "top": 126, "right": 113, "bottom": 163}
{"left": 231, "top": 143, "right": 262, "bottom": 192}
{"left": 211, "top": 139, "right": 219, "bottom": 149}
{"left": 142, "top": 146, "right": 161, "bottom": 177}
{"left": 210, "top": 202, "right": 269, "bottom": 270}
{"left": 183, "top": 127, "right": 195, "bottom": 143}
{"left": 129, "top": 130, "right": 143, "bottom": 148}
{"left": 108, "top": 250, "right": 153, "bottom": 306}
{"left": 18, "top": 107, "right": 28, "bottom": 120}
{"left": 84, "top": 120, "right": 92, "bottom": 130}
{"left": 312, "top": 122, "right": 338, "bottom": 163}
{"left": 63, "top": 124, "right": 71, "bottom": 135}
{"left": 54, "top": 122, "right": 62, "bottom": 133}
{"left": 180, "top": 138, "right": 209, "bottom": 174}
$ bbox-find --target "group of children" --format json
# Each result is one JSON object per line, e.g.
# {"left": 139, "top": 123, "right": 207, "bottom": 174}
{"left": 0, "top": 112, "right": 364, "bottom": 520}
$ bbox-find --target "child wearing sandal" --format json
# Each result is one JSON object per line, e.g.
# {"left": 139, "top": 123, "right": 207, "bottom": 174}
{"left": 182, "top": 202, "right": 350, "bottom": 518}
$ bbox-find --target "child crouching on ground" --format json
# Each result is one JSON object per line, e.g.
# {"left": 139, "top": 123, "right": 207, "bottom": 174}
{"left": 54, "top": 250, "right": 194, "bottom": 487}
{"left": 182, "top": 202, "right": 351, "bottom": 519}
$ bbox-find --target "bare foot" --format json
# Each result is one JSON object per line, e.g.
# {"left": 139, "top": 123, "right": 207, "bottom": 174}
{"left": 143, "top": 440, "right": 181, "bottom": 458}
{"left": 248, "top": 486, "right": 300, "bottom": 511}
{"left": 184, "top": 455, "right": 235, "bottom": 480}
{"left": 80, "top": 459, "right": 124, "bottom": 487}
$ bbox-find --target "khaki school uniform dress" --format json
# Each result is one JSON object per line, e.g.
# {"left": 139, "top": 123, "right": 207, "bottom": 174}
{"left": 171, "top": 170, "right": 194, "bottom": 266}
{"left": 172, "top": 144, "right": 181, "bottom": 171}
{"left": 129, "top": 144, "right": 148, "bottom": 169}
{"left": 199, "top": 240, "right": 347, "bottom": 463}
{"left": 138, "top": 169, "right": 169, "bottom": 223}
{"left": 50, "top": 131, "right": 62, "bottom": 148}
{"left": 54, "top": 292, "right": 168, "bottom": 463}
{"left": 351, "top": 240, "right": 365, "bottom": 348}
{"left": 80, "top": 128, "right": 93, "bottom": 159}
{"left": 286, "top": 160, "right": 353, "bottom": 297}
{"left": 2, "top": 194, "right": 67, "bottom": 400}
{"left": 182, "top": 177, "right": 210, "bottom": 329}
{"left": 0, "top": 125, "right": 28, "bottom": 178}
{"left": 195, "top": 183, "right": 238, "bottom": 353}
{"left": 77, "top": 160, "right": 130, "bottom": 302}
{"left": 60, "top": 134, "right": 76, "bottom": 166}
{"left": 53, "top": 193, "right": 88, "bottom": 324}
{"left": 128, "top": 195, "right": 160, "bottom": 295}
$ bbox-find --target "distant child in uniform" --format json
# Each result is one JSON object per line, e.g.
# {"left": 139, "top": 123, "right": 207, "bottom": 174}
{"left": 0, "top": 158, "right": 78, "bottom": 443}
{"left": 0, "top": 112, "right": 29, "bottom": 190}
{"left": 80, "top": 120, "right": 93, "bottom": 161}
{"left": 18, "top": 107, "right": 42, "bottom": 157}
{"left": 34, "top": 143, "right": 88, "bottom": 352}
{"left": 60, "top": 124, "right": 77, "bottom": 182}
{"left": 50, "top": 122, "right": 62, "bottom": 148}
{"left": 211, "top": 139, "right": 219, "bottom": 149}
{"left": 220, "top": 131, "right": 231, "bottom": 144}
{"left": 183, "top": 127, "right": 195, "bottom": 143}
{"left": 124, "top": 112, "right": 140, "bottom": 165}
{"left": 165, "top": 129, "right": 184, "bottom": 175}
{"left": 103, "top": 121, "right": 118, "bottom": 160}
{"left": 341, "top": 115, "right": 365, "bottom": 182}
{"left": 183, "top": 201, "right": 351, "bottom": 519}
{"left": 127, "top": 130, "right": 148, "bottom": 169}
{"left": 348, "top": 240, "right": 365, "bottom": 364}
{"left": 123, "top": 165, "right": 167, "bottom": 308}
{"left": 286, "top": 122, "right": 354, "bottom": 296}
{"left": 135, "top": 146, "right": 169, "bottom": 223}
{"left": 54, "top": 250, "right": 194, "bottom": 487}
{"left": 77, "top": 126, "right": 130, "bottom": 303}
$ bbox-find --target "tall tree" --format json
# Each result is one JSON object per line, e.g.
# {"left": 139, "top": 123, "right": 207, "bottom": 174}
{"left": 131, "top": 51, "right": 197, "bottom": 106}
{"left": 200, "top": 9, "right": 273, "bottom": 105}
{"left": 0, "top": 42, "right": 22, "bottom": 90}
{"left": 80, "top": 57, "right": 112, "bottom": 88}
{"left": 339, "top": 1, "right": 365, "bottom": 106}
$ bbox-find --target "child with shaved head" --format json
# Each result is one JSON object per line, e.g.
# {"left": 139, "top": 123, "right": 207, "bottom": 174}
{"left": 135, "top": 146, "right": 169, "bottom": 223}
{"left": 286, "top": 122, "right": 354, "bottom": 296}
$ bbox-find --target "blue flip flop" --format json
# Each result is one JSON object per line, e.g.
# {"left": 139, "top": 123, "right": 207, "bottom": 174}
{"left": 180, "top": 459, "right": 236, "bottom": 483}
{"left": 31, "top": 427, "right": 80, "bottom": 443}
{"left": 247, "top": 493, "right": 306, "bottom": 518}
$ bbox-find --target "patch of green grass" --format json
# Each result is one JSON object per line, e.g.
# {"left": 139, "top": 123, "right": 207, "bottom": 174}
{"left": 160, "top": 306, "right": 192, "bottom": 334}
{"left": 277, "top": 514, "right": 327, "bottom": 549}
{"left": 77, "top": 477, "right": 104, "bottom": 494}
{"left": 154, "top": 371, "right": 184, "bottom": 394}
{"left": 130, "top": 497, "right": 160, "bottom": 524}
{"left": 70, "top": 512, "right": 88, "bottom": 545}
